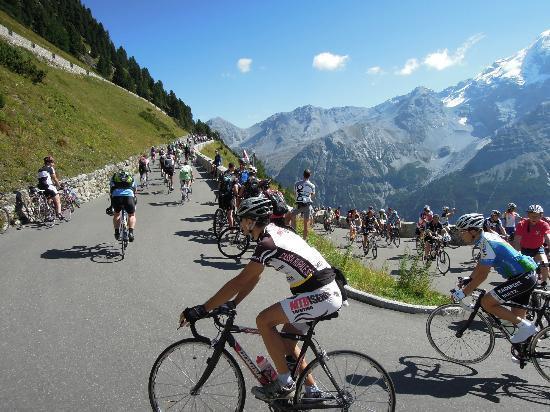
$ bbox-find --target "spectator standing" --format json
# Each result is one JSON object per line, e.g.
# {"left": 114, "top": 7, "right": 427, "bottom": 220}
{"left": 288, "top": 169, "right": 315, "bottom": 240}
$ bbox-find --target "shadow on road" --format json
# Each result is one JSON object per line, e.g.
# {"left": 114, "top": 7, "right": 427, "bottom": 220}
{"left": 390, "top": 355, "right": 550, "bottom": 406}
{"left": 149, "top": 201, "right": 180, "bottom": 207}
{"left": 181, "top": 213, "right": 212, "bottom": 223}
{"left": 41, "top": 243, "right": 122, "bottom": 263}
{"left": 194, "top": 254, "right": 245, "bottom": 270}
{"left": 174, "top": 229, "right": 215, "bottom": 244}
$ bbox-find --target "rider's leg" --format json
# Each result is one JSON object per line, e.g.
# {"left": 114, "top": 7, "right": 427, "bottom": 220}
{"left": 256, "top": 303, "right": 292, "bottom": 375}
{"left": 481, "top": 293, "right": 527, "bottom": 324}
{"left": 280, "top": 324, "right": 315, "bottom": 386}
{"left": 128, "top": 213, "right": 136, "bottom": 229}
{"left": 53, "top": 194, "right": 62, "bottom": 215}
{"left": 534, "top": 253, "right": 549, "bottom": 283}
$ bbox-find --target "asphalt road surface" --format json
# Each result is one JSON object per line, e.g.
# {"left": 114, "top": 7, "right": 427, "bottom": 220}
{"left": 0, "top": 163, "right": 548, "bottom": 411}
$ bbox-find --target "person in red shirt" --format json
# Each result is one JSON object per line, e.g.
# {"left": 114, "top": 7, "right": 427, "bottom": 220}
{"left": 514, "top": 204, "right": 550, "bottom": 285}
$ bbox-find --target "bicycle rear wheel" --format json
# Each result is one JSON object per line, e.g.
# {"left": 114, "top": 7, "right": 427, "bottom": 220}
{"left": 0, "top": 207, "right": 9, "bottom": 234}
{"left": 392, "top": 230, "right": 400, "bottom": 247}
{"left": 218, "top": 227, "right": 250, "bottom": 259}
{"left": 426, "top": 303, "right": 495, "bottom": 363}
{"left": 530, "top": 325, "right": 550, "bottom": 383}
{"left": 372, "top": 241, "right": 378, "bottom": 259}
{"left": 436, "top": 251, "right": 450, "bottom": 275}
{"left": 213, "top": 208, "right": 228, "bottom": 236}
{"left": 294, "top": 350, "right": 395, "bottom": 411}
{"left": 149, "top": 338, "right": 245, "bottom": 412}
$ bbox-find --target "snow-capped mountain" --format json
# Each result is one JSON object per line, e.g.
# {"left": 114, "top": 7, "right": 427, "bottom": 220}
{"left": 208, "top": 30, "right": 550, "bottom": 216}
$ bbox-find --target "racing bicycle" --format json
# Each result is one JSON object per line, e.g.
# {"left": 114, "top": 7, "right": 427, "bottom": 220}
{"left": 149, "top": 303, "right": 396, "bottom": 411}
{"left": 426, "top": 282, "right": 550, "bottom": 383}
{"left": 118, "top": 208, "right": 129, "bottom": 259}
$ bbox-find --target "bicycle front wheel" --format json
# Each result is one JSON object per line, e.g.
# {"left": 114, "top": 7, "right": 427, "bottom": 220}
{"left": 294, "top": 350, "right": 395, "bottom": 411}
{"left": 213, "top": 208, "right": 227, "bottom": 236}
{"left": 436, "top": 251, "right": 450, "bottom": 275}
{"left": 426, "top": 303, "right": 495, "bottom": 364}
{"left": 218, "top": 227, "right": 250, "bottom": 259}
{"left": 149, "top": 338, "right": 245, "bottom": 412}
{"left": 530, "top": 325, "right": 550, "bottom": 383}
{"left": 372, "top": 241, "right": 378, "bottom": 259}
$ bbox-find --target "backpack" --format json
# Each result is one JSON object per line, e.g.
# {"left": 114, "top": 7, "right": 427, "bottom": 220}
{"left": 112, "top": 171, "right": 134, "bottom": 188}
{"left": 219, "top": 173, "right": 235, "bottom": 197}
{"left": 265, "top": 189, "right": 289, "bottom": 216}
{"left": 242, "top": 177, "right": 261, "bottom": 199}
{"left": 164, "top": 156, "right": 174, "bottom": 168}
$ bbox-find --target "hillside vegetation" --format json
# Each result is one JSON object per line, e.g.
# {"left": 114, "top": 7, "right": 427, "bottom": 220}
{"left": 0, "top": 39, "right": 186, "bottom": 192}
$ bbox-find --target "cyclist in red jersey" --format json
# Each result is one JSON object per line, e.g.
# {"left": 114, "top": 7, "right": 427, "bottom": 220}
{"left": 513, "top": 204, "right": 550, "bottom": 285}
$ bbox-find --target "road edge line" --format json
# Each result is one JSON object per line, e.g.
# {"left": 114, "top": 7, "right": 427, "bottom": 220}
{"left": 345, "top": 285, "right": 437, "bottom": 314}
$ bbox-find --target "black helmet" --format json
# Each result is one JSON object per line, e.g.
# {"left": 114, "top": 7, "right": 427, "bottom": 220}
{"left": 236, "top": 196, "right": 272, "bottom": 221}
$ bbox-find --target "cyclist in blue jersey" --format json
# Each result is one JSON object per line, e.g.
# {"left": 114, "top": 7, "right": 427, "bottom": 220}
{"left": 386, "top": 207, "right": 400, "bottom": 235}
{"left": 451, "top": 213, "right": 539, "bottom": 344}
{"left": 109, "top": 170, "right": 137, "bottom": 242}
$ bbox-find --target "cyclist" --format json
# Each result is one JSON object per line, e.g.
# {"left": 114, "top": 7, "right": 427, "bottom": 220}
{"left": 37, "top": 156, "right": 63, "bottom": 220}
{"left": 377, "top": 209, "right": 387, "bottom": 237}
{"left": 218, "top": 163, "right": 239, "bottom": 228}
{"left": 138, "top": 153, "right": 150, "bottom": 186}
{"left": 323, "top": 207, "right": 335, "bottom": 231}
{"left": 184, "top": 143, "right": 191, "bottom": 162}
{"left": 259, "top": 179, "right": 291, "bottom": 228}
{"left": 288, "top": 169, "right": 315, "bottom": 240}
{"left": 483, "top": 210, "right": 507, "bottom": 238}
{"left": 361, "top": 209, "right": 379, "bottom": 250}
{"left": 416, "top": 205, "right": 432, "bottom": 240}
{"left": 440, "top": 206, "right": 455, "bottom": 227}
{"left": 504, "top": 203, "right": 519, "bottom": 241}
{"left": 238, "top": 166, "right": 261, "bottom": 204}
{"left": 346, "top": 209, "right": 359, "bottom": 242}
{"left": 163, "top": 151, "right": 176, "bottom": 191}
{"left": 178, "top": 160, "right": 194, "bottom": 198}
{"left": 109, "top": 170, "right": 137, "bottom": 242}
{"left": 513, "top": 204, "right": 550, "bottom": 286}
{"left": 179, "top": 196, "right": 346, "bottom": 401}
{"left": 424, "top": 214, "right": 443, "bottom": 260}
{"left": 386, "top": 207, "right": 400, "bottom": 238}
{"left": 150, "top": 146, "right": 156, "bottom": 164}
{"left": 159, "top": 149, "right": 166, "bottom": 178}
{"left": 452, "top": 213, "right": 539, "bottom": 345}
{"left": 334, "top": 207, "right": 341, "bottom": 227}
{"left": 237, "top": 158, "right": 249, "bottom": 186}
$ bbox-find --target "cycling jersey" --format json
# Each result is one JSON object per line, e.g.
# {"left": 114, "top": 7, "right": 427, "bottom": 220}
{"left": 483, "top": 217, "right": 503, "bottom": 232}
{"left": 504, "top": 211, "right": 518, "bottom": 228}
{"left": 37, "top": 166, "right": 55, "bottom": 187}
{"left": 515, "top": 219, "right": 550, "bottom": 249}
{"left": 426, "top": 221, "right": 443, "bottom": 234}
{"left": 294, "top": 179, "right": 315, "bottom": 205}
{"left": 477, "top": 231, "right": 537, "bottom": 279}
{"left": 179, "top": 165, "right": 193, "bottom": 181}
{"left": 387, "top": 212, "right": 400, "bottom": 225}
{"left": 251, "top": 223, "right": 333, "bottom": 294}
{"left": 110, "top": 175, "right": 136, "bottom": 197}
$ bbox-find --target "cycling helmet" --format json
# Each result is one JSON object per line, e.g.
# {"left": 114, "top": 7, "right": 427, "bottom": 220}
{"left": 249, "top": 166, "right": 257, "bottom": 174}
{"left": 379, "top": 209, "right": 385, "bottom": 213}
{"left": 443, "top": 206, "right": 450, "bottom": 211}
{"left": 236, "top": 196, "right": 272, "bottom": 221}
{"left": 433, "top": 214, "right": 440, "bottom": 219}
{"left": 424, "top": 205, "right": 431, "bottom": 211}
{"left": 44, "top": 155, "right": 54, "bottom": 164}
{"left": 491, "top": 209, "right": 501, "bottom": 216}
{"left": 239, "top": 157, "right": 246, "bottom": 165}
{"left": 527, "top": 204, "right": 544, "bottom": 214}
{"left": 507, "top": 202, "right": 516, "bottom": 210}
{"left": 455, "top": 213, "right": 484, "bottom": 230}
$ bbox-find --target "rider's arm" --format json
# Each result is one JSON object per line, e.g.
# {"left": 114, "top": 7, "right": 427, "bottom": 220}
{"left": 462, "top": 264, "right": 491, "bottom": 296}
{"left": 203, "top": 261, "right": 264, "bottom": 310}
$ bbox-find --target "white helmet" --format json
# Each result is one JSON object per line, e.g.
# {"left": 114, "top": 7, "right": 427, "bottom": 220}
{"left": 455, "top": 213, "right": 484, "bottom": 230}
{"left": 507, "top": 202, "right": 516, "bottom": 210}
{"left": 379, "top": 209, "right": 385, "bottom": 213}
{"left": 527, "top": 204, "right": 544, "bottom": 214}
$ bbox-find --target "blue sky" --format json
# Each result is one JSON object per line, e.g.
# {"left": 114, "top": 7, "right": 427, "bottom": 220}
{"left": 82, "top": 0, "right": 550, "bottom": 128}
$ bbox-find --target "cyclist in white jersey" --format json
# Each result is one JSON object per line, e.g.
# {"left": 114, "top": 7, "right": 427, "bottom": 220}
{"left": 288, "top": 169, "right": 315, "bottom": 240}
{"left": 180, "top": 196, "right": 346, "bottom": 401}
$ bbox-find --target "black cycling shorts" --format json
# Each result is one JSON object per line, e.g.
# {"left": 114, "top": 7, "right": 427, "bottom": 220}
{"left": 521, "top": 247, "right": 545, "bottom": 257}
{"left": 111, "top": 196, "right": 136, "bottom": 214}
{"left": 489, "top": 271, "right": 537, "bottom": 305}
{"left": 362, "top": 226, "right": 375, "bottom": 235}
{"left": 218, "top": 193, "right": 234, "bottom": 210}
{"left": 165, "top": 167, "right": 174, "bottom": 177}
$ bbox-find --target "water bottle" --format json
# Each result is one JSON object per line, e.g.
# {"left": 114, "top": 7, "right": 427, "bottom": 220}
{"left": 256, "top": 355, "right": 277, "bottom": 385}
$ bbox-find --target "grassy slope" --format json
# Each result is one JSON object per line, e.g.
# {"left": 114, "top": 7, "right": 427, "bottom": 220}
{"left": 0, "top": 42, "right": 186, "bottom": 192}
{"left": 0, "top": 10, "right": 94, "bottom": 72}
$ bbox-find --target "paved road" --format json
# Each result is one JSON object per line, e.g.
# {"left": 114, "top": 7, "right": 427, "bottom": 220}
{"left": 0, "top": 164, "right": 548, "bottom": 411}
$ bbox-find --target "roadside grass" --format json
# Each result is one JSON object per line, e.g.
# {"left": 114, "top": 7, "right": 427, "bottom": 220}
{"left": 0, "top": 41, "right": 186, "bottom": 192}
{"left": 0, "top": 10, "right": 95, "bottom": 73}
{"left": 300, "top": 221, "right": 449, "bottom": 306}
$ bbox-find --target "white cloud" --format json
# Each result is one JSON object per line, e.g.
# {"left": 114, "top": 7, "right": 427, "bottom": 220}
{"left": 424, "top": 33, "right": 484, "bottom": 71}
{"left": 395, "top": 58, "right": 420, "bottom": 76}
{"left": 367, "top": 66, "right": 384, "bottom": 75}
{"left": 312, "top": 52, "right": 349, "bottom": 71}
{"left": 237, "top": 58, "right": 252, "bottom": 73}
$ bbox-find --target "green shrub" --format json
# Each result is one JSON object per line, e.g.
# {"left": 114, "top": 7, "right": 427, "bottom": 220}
{"left": 396, "top": 253, "right": 432, "bottom": 297}
{"left": 0, "top": 40, "right": 47, "bottom": 83}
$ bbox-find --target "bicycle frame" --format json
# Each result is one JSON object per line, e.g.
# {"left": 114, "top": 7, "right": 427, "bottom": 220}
{"left": 188, "top": 310, "right": 346, "bottom": 409}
